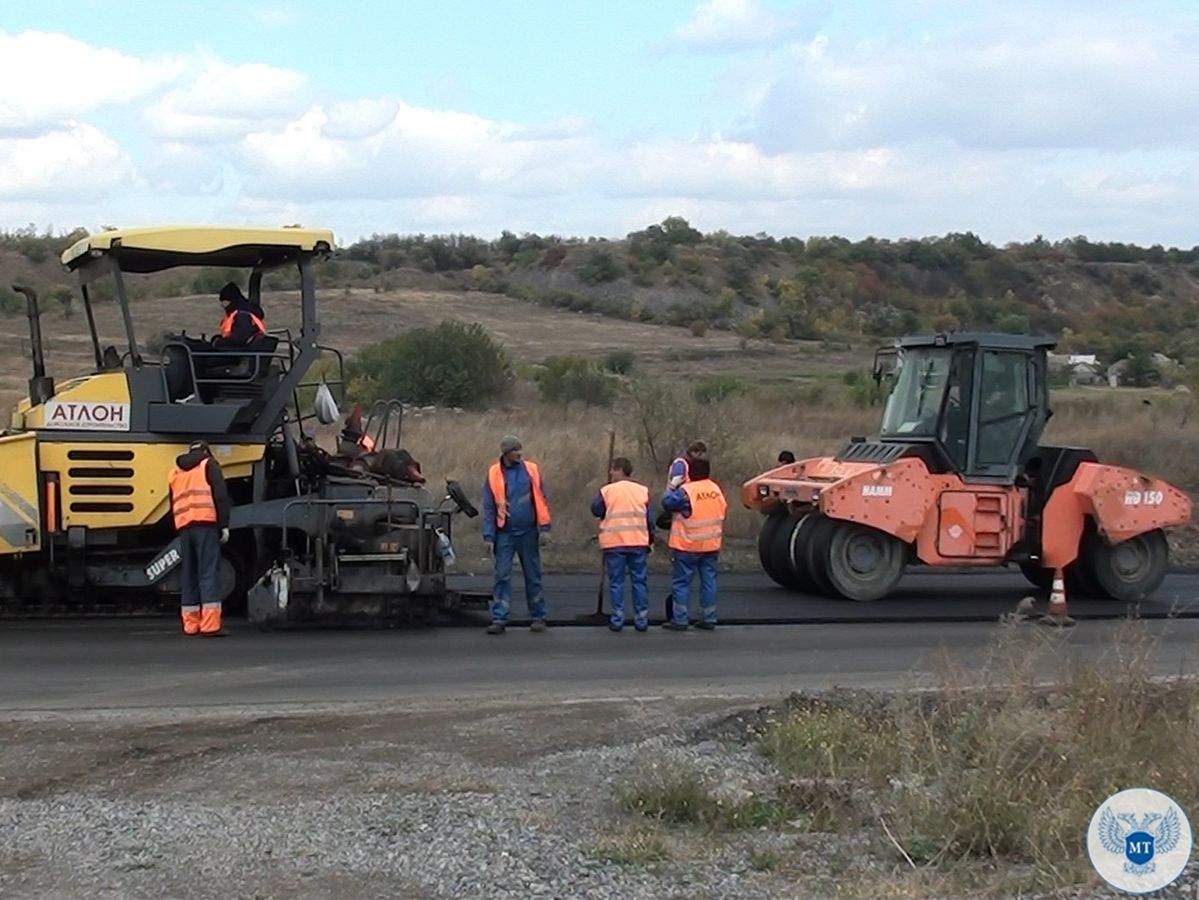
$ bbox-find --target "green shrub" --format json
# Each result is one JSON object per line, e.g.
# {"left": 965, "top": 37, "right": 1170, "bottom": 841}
{"left": 468, "top": 264, "right": 502, "bottom": 292}
{"left": 694, "top": 375, "right": 748, "bottom": 404}
{"left": 52, "top": 285, "right": 74, "bottom": 317}
{"left": 689, "top": 319, "right": 709, "bottom": 337}
{"left": 603, "top": 349, "right": 636, "bottom": 374}
{"left": 350, "top": 321, "right": 512, "bottom": 408}
{"left": 192, "top": 268, "right": 246, "bottom": 296}
{"left": 535, "top": 355, "right": 616, "bottom": 406}
{"left": 578, "top": 250, "right": 622, "bottom": 285}
{"left": 849, "top": 381, "right": 884, "bottom": 408}
{"left": 0, "top": 285, "right": 24, "bottom": 316}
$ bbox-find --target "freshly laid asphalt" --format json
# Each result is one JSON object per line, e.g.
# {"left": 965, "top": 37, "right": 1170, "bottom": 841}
{"left": 2, "top": 569, "right": 1197, "bottom": 713}
{"left": 451, "top": 568, "right": 1199, "bottom": 624}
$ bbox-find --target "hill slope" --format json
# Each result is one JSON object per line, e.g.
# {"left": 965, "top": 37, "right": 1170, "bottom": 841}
{"left": 3, "top": 221, "right": 1199, "bottom": 372}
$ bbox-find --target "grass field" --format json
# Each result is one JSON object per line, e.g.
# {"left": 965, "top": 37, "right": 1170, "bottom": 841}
{"left": 0, "top": 287, "right": 867, "bottom": 409}
{"left": 1, "top": 286, "right": 1196, "bottom": 570}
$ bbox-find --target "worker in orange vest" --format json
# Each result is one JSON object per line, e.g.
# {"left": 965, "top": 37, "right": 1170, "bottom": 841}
{"left": 591, "top": 457, "right": 655, "bottom": 632}
{"left": 212, "top": 282, "right": 266, "bottom": 350}
{"left": 667, "top": 440, "right": 707, "bottom": 489}
{"left": 168, "top": 440, "right": 231, "bottom": 636}
{"left": 661, "top": 457, "right": 727, "bottom": 631}
{"left": 482, "top": 434, "right": 551, "bottom": 635}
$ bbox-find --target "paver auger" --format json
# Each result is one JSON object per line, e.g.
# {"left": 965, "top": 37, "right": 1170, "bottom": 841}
{"left": 743, "top": 333, "right": 1191, "bottom": 607}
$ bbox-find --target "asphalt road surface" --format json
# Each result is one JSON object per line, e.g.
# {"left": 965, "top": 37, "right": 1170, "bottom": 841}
{"left": 2, "top": 570, "right": 1198, "bottom": 713}
{"left": 450, "top": 568, "right": 1199, "bottom": 624}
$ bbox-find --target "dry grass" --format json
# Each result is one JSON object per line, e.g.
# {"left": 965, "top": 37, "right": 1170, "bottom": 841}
{"left": 754, "top": 622, "right": 1199, "bottom": 892}
{"left": 590, "top": 826, "right": 671, "bottom": 866}
{"left": 3, "top": 286, "right": 1197, "bottom": 572}
{"left": 618, "top": 767, "right": 795, "bottom": 831}
{"left": 394, "top": 385, "right": 877, "bottom": 568}
{"left": 396, "top": 385, "right": 1199, "bottom": 569}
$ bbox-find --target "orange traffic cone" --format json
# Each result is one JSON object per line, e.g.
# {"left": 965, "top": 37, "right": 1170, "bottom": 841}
{"left": 1041, "top": 572, "right": 1076, "bottom": 627}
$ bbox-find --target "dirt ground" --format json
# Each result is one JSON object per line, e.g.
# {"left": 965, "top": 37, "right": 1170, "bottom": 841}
{"left": 0, "top": 287, "right": 863, "bottom": 411}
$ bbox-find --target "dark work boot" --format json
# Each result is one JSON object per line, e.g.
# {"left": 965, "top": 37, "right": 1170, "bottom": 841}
{"left": 662, "top": 621, "right": 689, "bottom": 632}
{"left": 530, "top": 620, "right": 548, "bottom": 633}
{"left": 486, "top": 623, "right": 506, "bottom": 635}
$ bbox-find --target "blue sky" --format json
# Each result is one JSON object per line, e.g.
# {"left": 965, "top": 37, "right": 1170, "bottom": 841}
{"left": 1, "top": 0, "right": 1197, "bottom": 245}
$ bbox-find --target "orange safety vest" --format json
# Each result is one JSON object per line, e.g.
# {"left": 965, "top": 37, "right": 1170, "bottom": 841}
{"left": 598, "top": 480, "right": 650, "bottom": 550}
{"left": 169, "top": 459, "right": 217, "bottom": 530}
{"left": 488, "top": 460, "right": 551, "bottom": 530}
{"left": 669, "top": 479, "right": 727, "bottom": 553}
{"left": 219, "top": 308, "right": 266, "bottom": 339}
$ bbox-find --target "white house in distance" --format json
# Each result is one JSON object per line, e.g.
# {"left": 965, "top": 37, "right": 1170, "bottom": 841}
{"left": 1048, "top": 352, "right": 1103, "bottom": 385}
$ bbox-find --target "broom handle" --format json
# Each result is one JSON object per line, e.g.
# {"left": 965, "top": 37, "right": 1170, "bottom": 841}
{"left": 594, "top": 429, "right": 617, "bottom": 615}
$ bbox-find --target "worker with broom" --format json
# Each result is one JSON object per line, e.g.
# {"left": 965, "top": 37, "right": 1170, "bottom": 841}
{"left": 590, "top": 456, "right": 655, "bottom": 632}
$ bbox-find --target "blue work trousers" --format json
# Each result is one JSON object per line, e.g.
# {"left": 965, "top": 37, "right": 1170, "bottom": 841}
{"left": 490, "top": 530, "right": 546, "bottom": 624}
{"left": 605, "top": 548, "right": 649, "bottom": 629}
{"left": 180, "top": 524, "right": 221, "bottom": 610}
{"left": 670, "top": 551, "right": 718, "bottom": 625}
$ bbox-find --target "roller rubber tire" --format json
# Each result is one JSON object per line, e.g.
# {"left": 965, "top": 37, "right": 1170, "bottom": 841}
{"left": 801, "top": 514, "right": 839, "bottom": 597}
{"left": 1083, "top": 528, "right": 1168, "bottom": 602}
{"left": 781, "top": 513, "right": 822, "bottom": 593}
{"left": 822, "top": 520, "right": 906, "bottom": 602}
{"left": 765, "top": 513, "right": 812, "bottom": 591}
{"left": 758, "top": 512, "right": 790, "bottom": 586}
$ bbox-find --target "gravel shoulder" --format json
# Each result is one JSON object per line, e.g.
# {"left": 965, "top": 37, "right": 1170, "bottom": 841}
{"left": 0, "top": 696, "right": 799, "bottom": 900}
{"left": 3, "top": 694, "right": 1196, "bottom": 899}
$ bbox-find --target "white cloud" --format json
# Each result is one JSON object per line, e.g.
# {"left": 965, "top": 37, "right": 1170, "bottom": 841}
{"left": 1, "top": 18, "right": 1198, "bottom": 247}
{"left": 0, "top": 30, "right": 183, "bottom": 133}
{"left": 740, "top": 8, "right": 1199, "bottom": 152}
{"left": 672, "top": 0, "right": 801, "bottom": 51}
{"left": 238, "top": 102, "right": 599, "bottom": 200}
{"left": 324, "top": 98, "right": 401, "bottom": 140}
{"left": 0, "top": 123, "right": 133, "bottom": 201}
{"left": 145, "top": 60, "right": 310, "bottom": 142}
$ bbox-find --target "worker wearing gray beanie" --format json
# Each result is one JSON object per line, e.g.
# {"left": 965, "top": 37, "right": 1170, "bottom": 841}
{"left": 481, "top": 434, "right": 552, "bottom": 635}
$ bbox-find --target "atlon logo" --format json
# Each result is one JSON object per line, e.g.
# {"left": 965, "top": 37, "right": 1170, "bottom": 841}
{"left": 1088, "top": 788, "right": 1192, "bottom": 893}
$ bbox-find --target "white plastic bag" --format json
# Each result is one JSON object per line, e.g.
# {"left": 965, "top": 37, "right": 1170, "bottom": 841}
{"left": 313, "top": 381, "right": 340, "bottom": 425}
